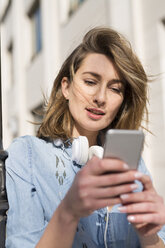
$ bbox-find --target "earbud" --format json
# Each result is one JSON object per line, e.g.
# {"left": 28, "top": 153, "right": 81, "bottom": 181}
{"left": 72, "top": 136, "right": 104, "bottom": 165}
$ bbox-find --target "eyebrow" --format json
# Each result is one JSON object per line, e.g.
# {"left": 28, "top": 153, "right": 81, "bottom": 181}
{"left": 82, "top": 71, "right": 124, "bottom": 84}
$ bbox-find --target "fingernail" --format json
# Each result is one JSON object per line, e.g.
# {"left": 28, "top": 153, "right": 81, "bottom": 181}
{"left": 127, "top": 216, "right": 135, "bottom": 221}
{"left": 118, "top": 206, "right": 127, "bottom": 212}
{"left": 134, "top": 172, "right": 143, "bottom": 178}
{"left": 130, "top": 184, "right": 138, "bottom": 190}
{"left": 120, "top": 194, "right": 129, "bottom": 200}
{"left": 123, "top": 163, "right": 129, "bottom": 169}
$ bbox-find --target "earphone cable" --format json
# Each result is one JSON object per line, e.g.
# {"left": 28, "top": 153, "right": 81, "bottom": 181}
{"left": 61, "top": 139, "right": 72, "bottom": 161}
{"left": 104, "top": 207, "right": 109, "bottom": 248}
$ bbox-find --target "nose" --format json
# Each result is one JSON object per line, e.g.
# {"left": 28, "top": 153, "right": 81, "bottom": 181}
{"left": 93, "top": 86, "right": 106, "bottom": 107}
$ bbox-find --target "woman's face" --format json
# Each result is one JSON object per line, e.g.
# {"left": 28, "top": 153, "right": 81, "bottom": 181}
{"left": 61, "top": 53, "right": 124, "bottom": 139}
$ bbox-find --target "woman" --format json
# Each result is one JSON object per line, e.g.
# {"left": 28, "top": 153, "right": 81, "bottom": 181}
{"left": 6, "top": 27, "right": 165, "bottom": 248}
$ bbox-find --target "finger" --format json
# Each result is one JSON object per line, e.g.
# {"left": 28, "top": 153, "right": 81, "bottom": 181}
{"left": 133, "top": 223, "right": 146, "bottom": 230}
{"left": 94, "top": 170, "right": 141, "bottom": 187}
{"left": 135, "top": 224, "right": 163, "bottom": 236}
{"left": 136, "top": 174, "right": 154, "bottom": 191}
{"left": 127, "top": 213, "right": 165, "bottom": 225}
{"left": 92, "top": 197, "right": 122, "bottom": 210}
{"left": 90, "top": 183, "right": 138, "bottom": 199}
{"left": 87, "top": 156, "right": 129, "bottom": 175}
{"left": 120, "top": 191, "right": 159, "bottom": 203}
{"left": 118, "top": 202, "right": 159, "bottom": 214}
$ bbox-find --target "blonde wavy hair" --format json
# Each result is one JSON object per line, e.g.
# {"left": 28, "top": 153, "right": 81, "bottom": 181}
{"left": 37, "top": 27, "right": 148, "bottom": 142}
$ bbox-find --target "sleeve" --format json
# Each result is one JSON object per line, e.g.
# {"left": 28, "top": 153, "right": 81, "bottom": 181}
{"left": 138, "top": 157, "right": 165, "bottom": 244}
{"left": 5, "top": 136, "right": 48, "bottom": 248}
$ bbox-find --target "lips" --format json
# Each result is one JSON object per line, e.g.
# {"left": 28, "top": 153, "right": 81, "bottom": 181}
{"left": 86, "top": 108, "right": 105, "bottom": 115}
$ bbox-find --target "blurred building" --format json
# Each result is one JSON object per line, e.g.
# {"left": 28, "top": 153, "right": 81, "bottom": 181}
{"left": 0, "top": 0, "right": 165, "bottom": 199}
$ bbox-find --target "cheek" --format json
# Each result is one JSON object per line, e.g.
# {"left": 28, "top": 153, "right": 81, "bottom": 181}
{"left": 68, "top": 96, "right": 82, "bottom": 118}
{"left": 69, "top": 82, "right": 92, "bottom": 106}
{"left": 117, "top": 97, "right": 124, "bottom": 110}
{"left": 107, "top": 96, "right": 123, "bottom": 115}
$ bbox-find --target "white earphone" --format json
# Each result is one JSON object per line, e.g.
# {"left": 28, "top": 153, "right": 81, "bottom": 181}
{"left": 72, "top": 136, "right": 104, "bottom": 165}
{"left": 53, "top": 139, "right": 63, "bottom": 147}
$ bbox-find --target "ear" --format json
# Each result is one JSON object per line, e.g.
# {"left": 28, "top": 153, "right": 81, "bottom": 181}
{"left": 61, "top": 77, "right": 70, "bottom": 99}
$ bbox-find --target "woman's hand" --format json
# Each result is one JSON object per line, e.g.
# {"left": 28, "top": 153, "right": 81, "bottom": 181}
{"left": 118, "top": 173, "right": 165, "bottom": 237}
{"left": 62, "top": 156, "right": 142, "bottom": 220}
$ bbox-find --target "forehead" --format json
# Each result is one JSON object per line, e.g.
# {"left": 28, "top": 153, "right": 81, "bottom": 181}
{"left": 77, "top": 53, "right": 120, "bottom": 80}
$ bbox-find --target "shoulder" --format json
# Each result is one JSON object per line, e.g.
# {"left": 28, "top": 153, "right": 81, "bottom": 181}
{"left": 6, "top": 135, "right": 58, "bottom": 170}
{"left": 7, "top": 135, "right": 39, "bottom": 151}
{"left": 7, "top": 135, "right": 57, "bottom": 155}
{"left": 6, "top": 135, "right": 66, "bottom": 168}
{"left": 5, "top": 136, "right": 34, "bottom": 173}
{"left": 6, "top": 135, "right": 66, "bottom": 185}
{"left": 7, "top": 136, "right": 40, "bottom": 161}
{"left": 6, "top": 135, "right": 32, "bottom": 163}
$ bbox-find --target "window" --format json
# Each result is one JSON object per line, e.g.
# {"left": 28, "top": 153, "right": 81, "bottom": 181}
{"left": 60, "top": 0, "right": 86, "bottom": 24}
{"left": 8, "top": 116, "right": 19, "bottom": 139}
{"left": 31, "top": 103, "right": 44, "bottom": 135}
{"left": 7, "top": 42, "right": 14, "bottom": 87}
{"left": 28, "top": 0, "right": 42, "bottom": 59}
{"left": 68, "top": 0, "right": 85, "bottom": 17}
{"left": 162, "top": 18, "right": 165, "bottom": 27}
{"left": 0, "top": 0, "right": 12, "bottom": 22}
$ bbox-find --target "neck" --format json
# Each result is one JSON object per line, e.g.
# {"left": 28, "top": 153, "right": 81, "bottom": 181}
{"left": 72, "top": 126, "right": 98, "bottom": 147}
{"left": 86, "top": 134, "right": 98, "bottom": 147}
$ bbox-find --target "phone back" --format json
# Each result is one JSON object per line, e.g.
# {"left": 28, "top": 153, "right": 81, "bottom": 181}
{"left": 103, "top": 129, "right": 144, "bottom": 169}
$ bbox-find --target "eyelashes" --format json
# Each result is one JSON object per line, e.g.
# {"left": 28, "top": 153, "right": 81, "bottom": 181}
{"left": 111, "top": 87, "right": 122, "bottom": 94}
{"left": 84, "top": 80, "right": 96, "bottom": 86}
{"left": 84, "top": 80, "right": 123, "bottom": 94}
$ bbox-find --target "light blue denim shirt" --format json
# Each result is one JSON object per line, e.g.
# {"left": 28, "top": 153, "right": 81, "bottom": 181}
{"left": 5, "top": 135, "right": 165, "bottom": 248}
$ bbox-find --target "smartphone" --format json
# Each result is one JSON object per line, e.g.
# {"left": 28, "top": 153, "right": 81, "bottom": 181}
{"left": 103, "top": 129, "right": 144, "bottom": 170}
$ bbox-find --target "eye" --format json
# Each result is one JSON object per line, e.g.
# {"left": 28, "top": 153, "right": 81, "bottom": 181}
{"left": 108, "top": 82, "right": 124, "bottom": 94}
{"left": 111, "top": 87, "right": 121, "bottom": 93}
{"left": 84, "top": 80, "right": 97, "bottom": 86}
